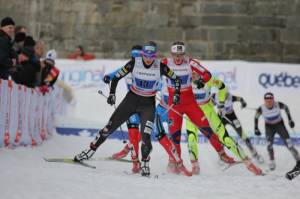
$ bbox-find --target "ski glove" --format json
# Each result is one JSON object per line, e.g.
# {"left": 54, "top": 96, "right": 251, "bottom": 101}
{"left": 172, "top": 93, "right": 180, "bottom": 105}
{"left": 241, "top": 101, "right": 247, "bottom": 109}
{"left": 217, "top": 103, "right": 224, "bottom": 117}
{"left": 254, "top": 128, "right": 262, "bottom": 136}
{"left": 195, "top": 79, "right": 205, "bottom": 89}
{"left": 107, "top": 94, "right": 116, "bottom": 105}
{"left": 289, "top": 120, "right": 295, "bottom": 128}
{"left": 103, "top": 75, "right": 110, "bottom": 84}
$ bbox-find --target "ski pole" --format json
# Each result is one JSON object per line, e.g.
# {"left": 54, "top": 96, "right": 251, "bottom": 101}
{"left": 98, "top": 89, "right": 127, "bottom": 144}
{"left": 155, "top": 96, "right": 206, "bottom": 127}
{"left": 220, "top": 114, "right": 234, "bottom": 125}
{"left": 161, "top": 103, "right": 174, "bottom": 118}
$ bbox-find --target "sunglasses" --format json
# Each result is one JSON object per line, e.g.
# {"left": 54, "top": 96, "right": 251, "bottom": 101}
{"left": 142, "top": 52, "right": 157, "bottom": 59}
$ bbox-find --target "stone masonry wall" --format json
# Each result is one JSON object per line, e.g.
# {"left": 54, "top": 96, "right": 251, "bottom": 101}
{"left": 1, "top": 0, "right": 300, "bottom": 62}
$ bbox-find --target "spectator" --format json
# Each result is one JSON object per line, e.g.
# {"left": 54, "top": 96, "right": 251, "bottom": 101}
{"left": 34, "top": 41, "right": 44, "bottom": 59}
{"left": 13, "top": 31, "right": 26, "bottom": 54}
{"left": 12, "top": 46, "right": 40, "bottom": 88}
{"left": 0, "top": 17, "right": 15, "bottom": 79}
{"left": 15, "top": 25, "right": 27, "bottom": 34}
{"left": 39, "top": 49, "right": 60, "bottom": 95}
{"left": 67, "top": 45, "right": 95, "bottom": 61}
{"left": 23, "top": 35, "right": 36, "bottom": 48}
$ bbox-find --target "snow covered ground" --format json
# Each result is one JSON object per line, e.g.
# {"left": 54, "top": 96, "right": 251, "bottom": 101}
{"left": 1, "top": 134, "right": 299, "bottom": 199}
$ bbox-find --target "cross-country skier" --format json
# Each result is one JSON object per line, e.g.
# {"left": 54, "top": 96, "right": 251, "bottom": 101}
{"left": 286, "top": 160, "right": 300, "bottom": 180}
{"left": 157, "top": 74, "right": 235, "bottom": 175}
{"left": 212, "top": 92, "right": 264, "bottom": 163}
{"left": 184, "top": 73, "right": 237, "bottom": 174}
{"left": 102, "top": 45, "right": 142, "bottom": 173}
{"left": 108, "top": 48, "right": 193, "bottom": 176}
{"left": 165, "top": 41, "right": 262, "bottom": 175}
{"left": 74, "top": 41, "right": 181, "bottom": 177}
{"left": 254, "top": 92, "right": 299, "bottom": 171}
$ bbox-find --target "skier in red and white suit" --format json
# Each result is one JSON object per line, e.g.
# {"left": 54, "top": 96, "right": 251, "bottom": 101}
{"left": 163, "top": 41, "right": 234, "bottom": 170}
{"left": 163, "top": 41, "right": 263, "bottom": 176}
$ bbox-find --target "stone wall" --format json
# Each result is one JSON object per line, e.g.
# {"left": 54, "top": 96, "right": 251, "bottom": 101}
{"left": 1, "top": 0, "right": 300, "bottom": 62}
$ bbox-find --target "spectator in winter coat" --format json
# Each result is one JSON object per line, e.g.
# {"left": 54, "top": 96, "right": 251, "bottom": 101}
{"left": 67, "top": 45, "right": 95, "bottom": 61}
{"left": 13, "top": 31, "right": 26, "bottom": 54}
{"left": 12, "top": 47, "right": 41, "bottom": 88}
{"left": 0, "top": 17, "right": 15, "bottom": 79}
{"left": 15, "top": 25, "right": 27, "bottom": 34}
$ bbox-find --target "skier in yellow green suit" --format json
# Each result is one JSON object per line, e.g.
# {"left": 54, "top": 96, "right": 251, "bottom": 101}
{"left": 185, "top": 71, "right": 262, "bottom": 175}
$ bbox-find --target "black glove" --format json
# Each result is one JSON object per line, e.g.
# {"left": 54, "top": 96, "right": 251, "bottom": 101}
{"left": 107, "top": 94, "right": 116, "bottom": 105}
{"left": 241, "top": 101, "right": 247, "bottom": 109}
{"left": 217, "top": 103, "right": 224, "bottom": 117}
{"left": 195, "top": 79, "right": 205, "bottom": 89}
{"left": 254, "top": 128, "right": 262, "bottom": 136}
{"left": 289, "top": 120, "right": 295, "bottom": 128}
{"left": 172, "top": 93, "right": 180, "bottom": 105}
{"left": 103, "top": 75, "right": 110, "bottom": 84}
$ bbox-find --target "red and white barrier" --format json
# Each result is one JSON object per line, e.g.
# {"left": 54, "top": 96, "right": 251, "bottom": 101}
{"left": 0, "top": 79, "right": 65, "bottom": 148}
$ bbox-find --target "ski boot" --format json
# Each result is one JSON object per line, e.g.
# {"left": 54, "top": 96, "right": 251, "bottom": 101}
{"left": 177, "top": 160, "right": 193, "bottom": 177}
{"left": 244, "top": 157, "right": 263, "bottom": 175}
{"left": 131, "top": 156, "right": 141, "bottom": 173}
{"left": 141, "top": 158, "right": 150, "bottom": 177}
{"left": 269, "top": 160, "right": 276, "bottom": 171}
{"left": 74, "top": 148, "right": 95, "bottom": 162}
{"left": 111, "top": 144, "right": 130, "bottom": 160}
{"left": 167, "top": 158, "right": 180, "bottom": 174}
{"left": 218, "top": 149, "right": 236, "bottom": 164}
{"left": 286, "top": 161, "right": 300, "bottom": 180}
{"left": 191, "top": 160, "right": 200, "bottom": 175}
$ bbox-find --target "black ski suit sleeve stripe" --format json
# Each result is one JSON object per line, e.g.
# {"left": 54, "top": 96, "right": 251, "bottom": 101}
{"left": 160, "top": 62, "right": 181, "bottom": 94}
{"left": 110, "top": 59, "right": 134, "bottom": 94}
{"left": 279, "top": 102, "right": 292, "bottom": 121}
{"left": 254, "top": 107, "right": 262, "bottom": 129}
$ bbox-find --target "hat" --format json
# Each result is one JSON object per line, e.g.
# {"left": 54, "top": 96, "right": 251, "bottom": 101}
{"left": 14, "top": 32, "right": 26, "bottom": 43}
{"left": 171, "top": 41, "right": 185, "bottom": 54}
{"left": 264, "top": 92, "right": 274, "bottom": 99}
{"left": 23, "top": 36, "right": 36, "bottom": 47}
{"left": 142, "top": 44, "right": 157, "bottom": 58}
{"left": 46, "top": 49, "right": 57, "bottom": 61}
{"left": 21, "top": 47, "right": 35, "bottom": 59}
{"left": 1, "top": 17, "right": 15, "bottom": 27}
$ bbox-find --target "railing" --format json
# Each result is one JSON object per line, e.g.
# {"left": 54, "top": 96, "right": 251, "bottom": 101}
{"left": 0, "top": 79, "right": 65, "bottom": 148}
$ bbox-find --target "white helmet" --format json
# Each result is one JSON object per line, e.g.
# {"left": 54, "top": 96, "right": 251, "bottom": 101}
{"left": 46, "top": 49, "right": 57, "bottom": 61}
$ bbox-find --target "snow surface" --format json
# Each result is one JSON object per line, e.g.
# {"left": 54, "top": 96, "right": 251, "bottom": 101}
{"left": 1, "top": 134, "right": 300, "bottom": 199}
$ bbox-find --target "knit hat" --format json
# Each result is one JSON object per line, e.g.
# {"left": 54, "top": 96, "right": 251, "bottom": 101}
{"left": 1, "top": 17, "right": 15, "bottom": 27}
{"left": 23, "top": 36, "right": 36, "bottom": 47}
{"left": 46, "top": 49, "right": 57, "bottom": 61}
{"left": 14, "top": 32, "right": 26, "bottom": 43}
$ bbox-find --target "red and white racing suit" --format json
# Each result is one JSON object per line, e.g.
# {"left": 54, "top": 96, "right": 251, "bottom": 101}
{"left": 163, "top": 57, "right": 223, "bottom": 157}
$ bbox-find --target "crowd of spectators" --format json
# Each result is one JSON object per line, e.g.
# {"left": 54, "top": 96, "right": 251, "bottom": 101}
{"left": 0, "top": 16, "right": 59, "bottom": 94}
